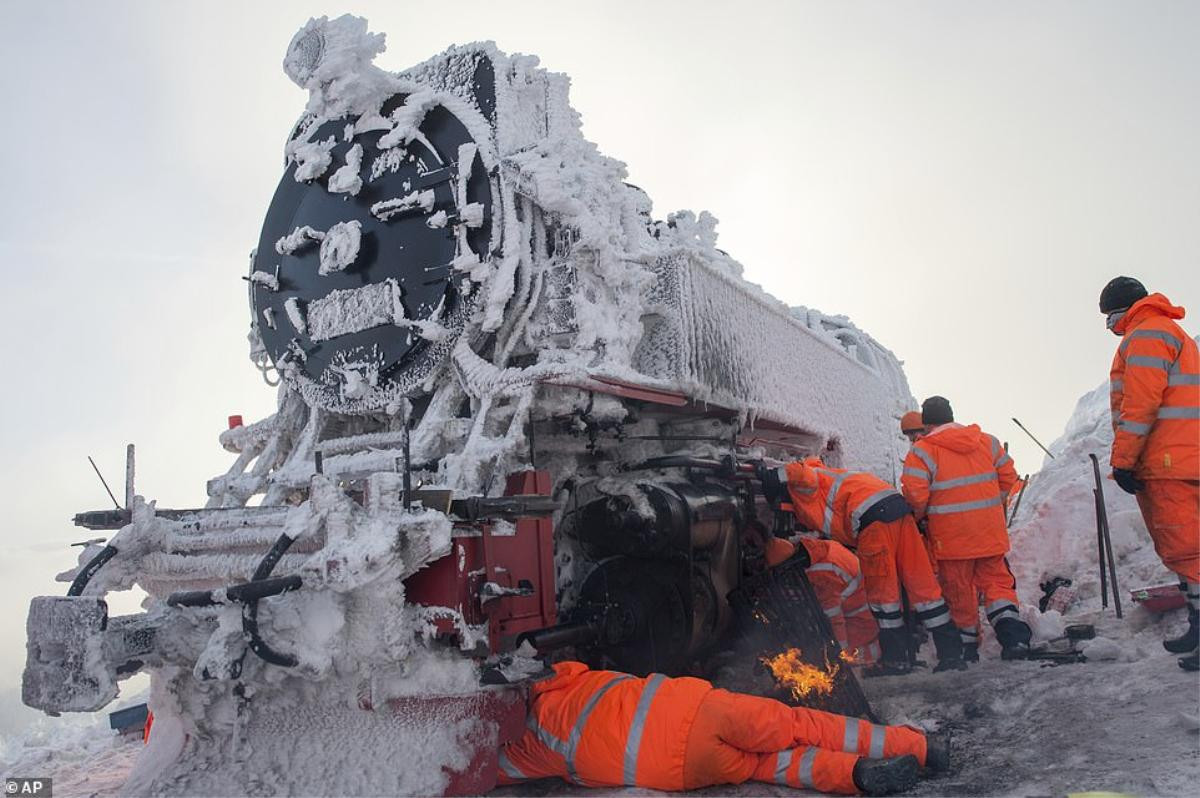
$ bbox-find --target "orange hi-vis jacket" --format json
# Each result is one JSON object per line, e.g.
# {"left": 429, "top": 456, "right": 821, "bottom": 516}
{"left": 1110, "top": 293, "right": 1199, "bottom": 480}
{"left": 781, "top": 461, "right": 903, "bottom": 548}
{"left": 797, "top": 538, "right": 880, "bottom": 662}
{"left": 498, "top": 661, "right": 711, "bottom": 790}
{"left": 901, "top": 424, "right": 1017, "bottom": 560}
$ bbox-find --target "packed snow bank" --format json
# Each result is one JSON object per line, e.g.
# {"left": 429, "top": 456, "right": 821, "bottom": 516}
{"left": 1007, "top": 367, "right": 1195, "bottom": 613}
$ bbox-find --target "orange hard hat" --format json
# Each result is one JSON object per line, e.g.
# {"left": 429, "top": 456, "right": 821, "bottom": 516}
{"left": 900, "top": 411, "right": 925, "bottom": 434}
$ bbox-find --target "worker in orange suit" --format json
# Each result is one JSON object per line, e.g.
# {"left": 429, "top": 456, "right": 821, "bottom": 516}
{"left": 498, "top": 661, "right": 949, "bottom": 795}
{"left": 1099, "top": 277, "right": 1200, "bottom": 672}
{"left": 900, "top": 411, "right": 926, "bottom": 446}
{"left": 766, "top": 536, "right": 881, "bottom": 664}
{"left": 901, "top": 411, "right": 941, "bottom": 576}
{"left": 901, "top": 396, "right": 1032, "bottom": 661}
{"left": 759, "top": 460, "right": 965, "bottom": 673}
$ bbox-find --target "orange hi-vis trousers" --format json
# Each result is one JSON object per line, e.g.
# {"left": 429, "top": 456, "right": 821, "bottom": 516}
{"left": 1136, "top": 479, "right": 1200, "bottom": 593}
{"left": 682, "top": 688, "right": 927, "bottom": 795}
{"left": 855, "top": 516, "right": 951, "bottom": 632}
{"left": 937, "top": 555, "right": 1020, "bottom": 646}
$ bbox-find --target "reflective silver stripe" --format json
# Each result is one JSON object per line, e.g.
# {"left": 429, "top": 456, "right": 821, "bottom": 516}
{"left": 824, "top": 605, "right": 844, "bottom": 618}
{"left": 869, "top": 725, "right": 886, "bottom": 758}
{"left": 1118, "top": 419, "right": 1152, "bottom": 435}
{"left": 913, "top": 600, "right": 943, "bottom": 612}
{"left": 929, "top": 471, "right": 996, "bottom": 490}
{"left": 872, "top": 602, "right": 902, "bottom": 613}
{"left": 498, "top": 751, "right": 528, "bottom": 780}
{"left": 564, "top": 674, "right": 631, "bottom": 782}
{"left": 926, "top": 494, "right": 1004, "bottom": 515}
{"left": 961, "top": 626, "right": 980, "bottom": 644}
{"left": 995, "top": 453, "right": 1013, "bottom": 468}
{"left": 1127, "top": 355, "right": 1172, "bottom": 370}
{"left": 989, "top": 436, "right": 1000, "bottom": 458}
{"left": 622, "top": 673, "right": 664, "bottom": 784}
{"left": 774, "top": 749, "right": 793, "bottom": 784}
{"left": 912, "top": 447, "right": 937, "bottom": 478}
{"left": 808, "top": 561, "right": 854, "bottom": 584}
{"left": 903, "top": 466, "right": 929, "bottom": 479}
{"left": 1110, "top": 379, "right": 1124, "bottom": 392}
{"left": 846, "top": 603, "right": 872, "bottom": 617}
{"left": 851, "top": 489, "right": 899, "bottom": 529}
{"left": 1127, "top": 329, "right": 1183, "bottom": 349}
{"left": 798, "top": 747, "right": 817, "bottom": 788}
{"left": 1168, "top": 374, "right": 1200, "bottom": 386}
{"left": 986, "top": 600, "right": 1020, "bottom": 623}
{"left": 527, "top": 714, "right": 568, "bottom": 755}
{"left": 866, "top": 641, "right": 881, "bottom": 660}
{"left": 920, "top": 608, "right": 951, "bottom": 629}
{"left": 1158, "top": 406, "right": 1200, "bottom": 419}
{"left": 823, "top": 472, "right": 849, "bottom": 535}
{"left": 841, "top": 573, "right": 863, "bottom": 600}
{"left": 843, "top": 719, "right": 860, "bottom": 753}
{"left": 875, "top": 616, "right": 906, "bottom": 629}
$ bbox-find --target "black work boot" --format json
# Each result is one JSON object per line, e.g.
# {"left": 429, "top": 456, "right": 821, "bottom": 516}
{"left": 852, "top": 754, "right": 920, "bottom": 795}
{"left": 930, "top": 623, "right": 967, "bottom": 672}
{"left": 962, "top": 643, "right": 980, "bottom": 663}
{"left": 995, "top": 617, "right": 1032, "bottom": 660}
{"left": 866, "top": 628, "right": 914, "bottom": 676}
{"left": 923, "top": 730, "right": 952, "bottom": 772}
{"left": 1163, "top": 608, "right": 1199, "bottom": 654}
{"left": 1179, "top": 652, "right": 1199, "bottom": 672}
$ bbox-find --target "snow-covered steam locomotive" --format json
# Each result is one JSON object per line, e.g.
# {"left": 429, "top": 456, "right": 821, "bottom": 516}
{"left": 22, "top": 16, "right": 914, "bottom": 796}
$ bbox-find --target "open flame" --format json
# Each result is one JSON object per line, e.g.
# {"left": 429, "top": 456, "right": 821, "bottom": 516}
{"left": 839, "top": 648, "right": 861, "bottom": 664}
{"left": 760, "top": 647, "right": 838, "bottom": 699}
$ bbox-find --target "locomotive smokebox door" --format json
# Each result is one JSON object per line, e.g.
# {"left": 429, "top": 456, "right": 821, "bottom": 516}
{"left": 251, "top": 84, "right": 496, "bottom": 411}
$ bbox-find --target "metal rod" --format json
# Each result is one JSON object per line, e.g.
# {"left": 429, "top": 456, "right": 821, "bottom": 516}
{"left": 1092, "top": 454, "right": 1123, "bottom": 618}
{"left": 87, "top": 456, "right": 122, "bottom": 510}
{"left": 124, "top": 444, "right": 136, "bottom": 509}
{"left": 1006, "top": 474, "right": 1030, "bottom": 528}
{"left": 1011, "top": 418, "right": 1055, "bottom": 459}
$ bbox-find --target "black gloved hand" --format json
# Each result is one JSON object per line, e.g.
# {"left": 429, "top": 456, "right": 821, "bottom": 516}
{"left": 1112, "top": 468, "right": 1145, "bottom": 495}
{"left": 757, "top": 463, "right": 788, "bottom": 506}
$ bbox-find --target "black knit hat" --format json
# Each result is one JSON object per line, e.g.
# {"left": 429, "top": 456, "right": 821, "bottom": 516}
{"left": 922, "top": 396, "right": 954, "bottom": 425}
{"left": 1099, "top": 276, "right": 1147, "bottom": 314}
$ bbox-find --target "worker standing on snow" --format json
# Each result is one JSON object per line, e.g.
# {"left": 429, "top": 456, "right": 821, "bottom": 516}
{"left": 1098, "top": 277, "right": 1200, "bottom": 672}
{"left": 498, "top": 660, "right": 949, "bottom": 795}
{"left": 760, "top": 459, "right": 966, "bottom": 673}
{"left": 901, "top": 396, "right": 1033, "bottom": 661}
{"left": 766, "top": 535, "right": 882, "bottom": 664}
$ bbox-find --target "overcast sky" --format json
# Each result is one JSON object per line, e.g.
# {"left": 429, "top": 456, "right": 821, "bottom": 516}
{"left": 1, "top": 1, "right": 1196, "bottom": 699}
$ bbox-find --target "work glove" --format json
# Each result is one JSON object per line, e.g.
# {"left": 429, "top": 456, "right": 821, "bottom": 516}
{"left": 1112, "top": 468, "right": 1144, "bottom": 495}
{"left": 757, "top": 463, "right": 788, "bottom": 506}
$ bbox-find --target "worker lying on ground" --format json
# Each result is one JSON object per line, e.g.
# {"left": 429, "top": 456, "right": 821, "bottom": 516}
{"left": 759, "top": 459, "right": 966, "bottom": 673}
{"left": 1098, "top": 276, "right": 1199, "bottom": 672}
{"left": 498, "top": 661, "right": 950, "bottom": 796}
{"left": 901, "top": 396, "right": 1032, "bottom": 661}
{"left": 766, "top": 536, "right": 881, "bottom": 665}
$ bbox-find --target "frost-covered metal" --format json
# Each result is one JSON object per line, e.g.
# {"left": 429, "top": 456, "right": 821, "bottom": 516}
{"left": 23, "top": 14, "right": 916, "bottom": 797}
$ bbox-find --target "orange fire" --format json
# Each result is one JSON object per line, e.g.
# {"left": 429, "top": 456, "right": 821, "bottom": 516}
{"left": 839, "top": 648, "right": 861, "bottom": 664}
{"left": 760, "top": 648, "right": 838, "bottom": 699}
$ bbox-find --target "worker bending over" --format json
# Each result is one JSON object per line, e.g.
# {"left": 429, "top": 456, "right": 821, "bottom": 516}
{"left": 498, "top": 661, "right": 949, "bottom": 795}
{"left": 767, "top": 536, "right": 882, "bottom": 664}
{"left": 1099, "top": 277, "right": 1199, "bottom": 672}
{"left": 901, "top": 396, "right": 1032, "bottom": 661}
{"left": 760, "top": 459, "right": 965, "bottom": 673}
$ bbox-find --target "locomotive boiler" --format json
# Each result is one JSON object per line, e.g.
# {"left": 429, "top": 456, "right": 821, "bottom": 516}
{"left": 21, "top": 15, "right": 915, "bottom": 796}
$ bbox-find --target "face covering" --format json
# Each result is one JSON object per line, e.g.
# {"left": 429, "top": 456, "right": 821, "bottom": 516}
{"left": 1106, "top": 309, "right": 1127, "bottom": 335}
